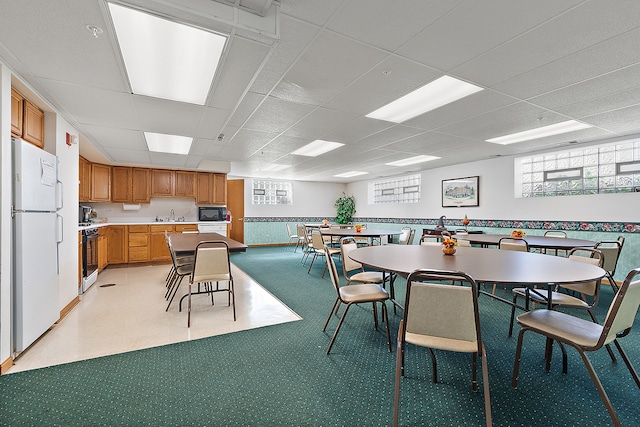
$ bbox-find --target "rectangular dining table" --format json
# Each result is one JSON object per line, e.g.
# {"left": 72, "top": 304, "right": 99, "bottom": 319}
{"left": 168, "top": 232, "right": 248, "bottom": 253}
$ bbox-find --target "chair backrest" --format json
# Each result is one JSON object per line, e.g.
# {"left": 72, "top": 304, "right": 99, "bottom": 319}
{"left": 595, "top": 236, "right": 625, "bottom": 276}
{"left": 165, "top": 231, "right": 179, "bottom": 266}
{"left": 420, "top": 235, "right": 441, "bottom": 246}
{"left": 296, "top": 224, "right": 307, "bottom": 241}
{"left": 406, "top": 229, "right": 416, "bottom": 245}
{"left": 286, "top": 223, "right": 294, "bottom": 236}
{"left": 544, "top": 230, "right": 567, "bottom": 238}
{"left": 398, "top": 227, "right": 412, "bottom": 245}
{"left": 311, "top": 230, "right": 325, "bottom": 252}
{"left": 560, "top": 248, "right": 604, "bottom": 296}
{"left": 499, "top": 237, "right": 529, "bottom": 252}
{"left": 340, "top": 237, "right": 362, "bottom": 275}
{"left": 403, "top": 270, "right": 483, "bottom": 354}
{"left": 325, "top": 243, "right": 343, "bottom": 294}
{"left": 599, "top": 268, "right": 640, "bottom": 347}
{"left": 191, "top": 241, "right": 231, "bottom": 283}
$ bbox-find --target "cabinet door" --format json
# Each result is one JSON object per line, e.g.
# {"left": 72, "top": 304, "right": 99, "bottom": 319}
{"left": 195, "top": 172, "right": 211, "bottom": 204}
{"left": 106, "top": 226, "right": 127, "bottom": 264}
{"left": 132, "top": 168, "right": 151, "bottom": 203}
{"left": 98, "top": 233, "right": 108, "bottom": 271}
{"left": 212, "top": 173, "right": 227, "bottom": 204}
{"left": 111, "top": 166, "right": 132, "bottom": 203}
{"left": 22, "top": 99, "right": 45, "bottom": 149}
{"left": 79, "top": 157, "right": 92, "bottom": 202}
{"left": 150, "top": 225, "right": 174, "bottom": 261}
{"left": 151, "top": 169, "right": 175, "bottom": 197}
{"left": 91, "top": 164, "right": 111, "bottom": 202}
{"left": 175, "top": 171, "right": 196, "bottom": 198}
{"left": 11, "top": 88, "right": 23, "bottom": 137}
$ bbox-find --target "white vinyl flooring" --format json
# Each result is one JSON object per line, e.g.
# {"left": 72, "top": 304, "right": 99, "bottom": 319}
{"left": 6, "top": 262, "right": 301, "bottom": 374}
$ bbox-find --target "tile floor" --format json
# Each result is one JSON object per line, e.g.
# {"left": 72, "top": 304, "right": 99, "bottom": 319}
{"left": 6, "top": 262, "right": 301, "bottom": 374}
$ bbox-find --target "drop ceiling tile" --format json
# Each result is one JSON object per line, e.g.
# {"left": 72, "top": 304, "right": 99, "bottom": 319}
{"left": 453, "top": 1, "right": 640, "bottom": 87}
{"left": 81, "top": 125, "right": 147, "bottom": 150}
{"left": 227, "top": 128, "right": 278, "bottom": 151}
{"left": 149, "top": 152, "right": 188, "bottom": 167}
{"left": 354, "top": 125, "right": 427, "bottom": 149}
{"left": 226, "top": 92, "right": 265, "bottom": 128}
{"left": 280, "top": 0, "right": 343, "bottom": 26}
{"left": 283, "top": 107, "right": 358, "bottom": 139}
{"left": 555, "top": 87, "right": 640, "bottom": 119}
{"left": 326, "top": 0, "right": 458, "bottom": 51}
{"left": 196, "top": 106, "right": 231, "bottom": 140}
{"left": 323, "top": 117, "right": 394, "bottom": 144}
{"left": 262, "top": 135, "right": 312, "bottom": 154}
{"left": 132, "top": 96, "right": 204, "bottom": 136}
{"left": 270, "top": 31, "right": 388, "bottom": 105}
{"left": 243, "top": 96, "right": 315, "bottom": 133}
{"left": 102, "top": 147, "right": 151, "bottom": 165}
{"left": 398, "top": 0, "right": 583, "bottom": 71}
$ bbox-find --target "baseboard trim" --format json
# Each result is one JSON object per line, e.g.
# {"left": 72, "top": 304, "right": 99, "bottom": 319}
{"left": 58, "top": 296, "right": 80, "bottom": 323}
{"left": 0, "top": 356, "right": 14, "bottom": 375}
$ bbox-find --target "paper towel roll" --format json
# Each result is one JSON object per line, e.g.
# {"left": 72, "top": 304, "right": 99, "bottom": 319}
{"left": 122, "top": 203, "right": 141, "bottom": 211}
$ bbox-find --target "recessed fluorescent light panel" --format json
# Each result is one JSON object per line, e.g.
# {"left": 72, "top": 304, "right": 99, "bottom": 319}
{"left": 109, "top": 3, "right": 227, "bottom": 105}
{"left": 334, "top": 171, "right": 368, "bottom": 178}
{"left": 291, "top": 140, "right": 344, "bottom": 157}
{"left": 486, "top": 120, "right": 592, "bottom": 145}
{"left": 144, "top": 132, "right": 193, "bottom": 155}
{"left": 366, "top": 75, "right": 483, "bottom": 123}
{"left": 386, "top": 155, "right": 440, "bottom": 167}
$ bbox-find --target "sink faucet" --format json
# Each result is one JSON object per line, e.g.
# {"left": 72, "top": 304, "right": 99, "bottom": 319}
{"left": 170, "top": 209, "right": 175, "bottom": 221}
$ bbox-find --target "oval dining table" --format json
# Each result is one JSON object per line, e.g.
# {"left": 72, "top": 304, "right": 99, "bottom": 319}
{"left": 455, "top": 234, "right": 596, "bottom": 250}
{"left": 320, "top": 227, "right": 402, "bottom": 245}
{"left": 348, "top": 244, "right": 606, "bottom": 310}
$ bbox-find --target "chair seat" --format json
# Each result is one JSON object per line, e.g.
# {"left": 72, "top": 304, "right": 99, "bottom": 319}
{"left": 512, "top": 287, "right": 590, "bottom": 308}
{"left": 517, "top": 309, "right": 604, "bottom": 348}
{"left": 405, "top": 332, "right": 478, "bottom": 353}
{"left": 349, "top": 271, "right": 385, "bottom": 284}
{"left": 339, "top": 283, "right": 388, "bottom": 303}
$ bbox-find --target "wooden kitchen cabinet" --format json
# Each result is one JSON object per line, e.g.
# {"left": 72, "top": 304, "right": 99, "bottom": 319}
{"left": 132, "top": 168, "right": 151, "bottom": 203}
{"left": 78, "top": 232, "right": 83, "bottom": 288}
{"left": 106, "top": 225, "right": 127, "bottom": 264}
{"left": 98, "top": 230, "right": 108, "bottom": 272}
{"left": 175, "top": 171, "right": 195, "bottom": 198}
{"left": 128, "top": 225, "right": 150, "bottom": 263}
{"left": 11, "top": 88, "right": 23, "bottom": 137}
{"left": 196, "top": 172, "right": 227, "bottom": 204}
{"left": 79, "top": 157, "right": 92, "bottom": 202}
{"left": 91, "top": 163, "right": 111, "bottom": 202}
{"left": 150, "top": 224, "right": 173, "bottom": 261}
{"left": 175, "top": 224, "right": 198, "bottom": 232}
{"left": 22, "top": 98, "right": 45, "bottom": 149}
{"left": 111, "top": 166, "right": 132, "bottom": 203}
{"left": 151, "top": 169, "right": 175, "bottom": 197}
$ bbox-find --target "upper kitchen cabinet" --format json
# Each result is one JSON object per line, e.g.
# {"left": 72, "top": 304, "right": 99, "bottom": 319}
{"left": 11, "top": 88, "right": 45, "bottom": 149}
{"left": 175, "top": 171, "right": 195, "bottom": 198}
{"left": 91, "top": 163, "right": 111, "bottom": 202}
{"left": 79, "top": 156, "right": 92, "bottom": 202}
{"left": 196, "top": 172, "right": 227, "bottom": 205}
{"left": 111, "top": 167, "right": 151, "bottom": 203}
{"left": 11, "top": 88, "right": 23, "bottom": 137}
{"left": 151, "top": 169, "right": 174, "bottom": 197}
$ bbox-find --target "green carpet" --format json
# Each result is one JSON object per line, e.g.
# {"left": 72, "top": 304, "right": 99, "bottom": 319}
{"left": 1, "top": 246, "right": 639, "bottom": 426}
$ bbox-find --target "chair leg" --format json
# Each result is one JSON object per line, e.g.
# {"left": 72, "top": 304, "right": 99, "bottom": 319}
{"left": 428, "top": 348, "right": 438, "bottom": 384}
{"left": 307, "top": 253, "right": 317, "bottom": 274}
{"left": 381, "top": 301, "right": 391, "bottom": 352}
{"left": 471, "top": 351, "right": 477, "bottom": 392}
{"left": 326, "top": 303, "right": 353, "bottom": 354}
{"left": 577, "top": 347, "right": 623, "bottom": 427}
{"left": 480, "top": 344, "right": 493, "bottom": 427}
{"left": 372, "top": 301, "right": 379, "bottom": 329}
{"left": 166, "top": 275, "right": 185, "bottom": 311}
{"left": 187, "top": 283, "right": 192, "bottom": 328}
{"left": 393, "top": 335, "right": 403, "bottom": 427}
{"left": 508, "top": 293, "right": 519, "bottom": 337}
{"left": 230, "top": 279, "right": 236, "bottom": 321}
{"left": 511, "top": 327, "right": 528, "bottom": 389}
{"left": 613, "top": 340, "right": 640, "bottom": 389}
{"left": 323, "top": 298, "right": 341, "bottom": 332}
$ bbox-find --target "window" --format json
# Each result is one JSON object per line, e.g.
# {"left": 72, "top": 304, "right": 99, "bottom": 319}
{"left": 252, "top": 180, "right": 293, "bottom": 205}
{"left": 368, "top": 174, "right": 421, "bottom": 204}
{"left": 516, "top": 139, "right": 640, "bottom": 197}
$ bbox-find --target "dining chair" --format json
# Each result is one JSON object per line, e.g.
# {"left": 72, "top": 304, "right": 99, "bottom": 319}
{"left": 285, "top": 223, "right": 299, "bottom": 252}
{"left": 594, "top": 236, "right": 625, "bottom": 292}
{"left": 307, "top": 230, "right": 340, "bottom": 278}
{"left": 296, "top": 224, "right": 311, "bottom": 261}
{"left": 492, "top": 237, "right": 530, "bottom": 296}
{"left": 164, "top": 231, "right": 194, "bottom": 312}
{"left": 183, "top": 240, "right": 235, "bottom": 327}
{"left": 511, "top": 268, "right": 640, "bottom": 427}
{"left": 322, "top": 243, "right": 391, "bottom": 355}
{"left": 339, "top": 237, "right": 387, "bottom": 286}
{"left": 542, "top": 230, "right": 567, "bottom": 255}
{"left": 393, "top": 269, "right": 492, "bottom": 427}
{"left": 397, "top": 227, "right": 412, "bottom": 245}
{"left": 419, "top": 234, "right": 442, "bottom": 246}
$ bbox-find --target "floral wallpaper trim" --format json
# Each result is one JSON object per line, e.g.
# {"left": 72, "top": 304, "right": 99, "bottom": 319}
{"left": 245, "top": 217, "right": 639, "bottom": 233}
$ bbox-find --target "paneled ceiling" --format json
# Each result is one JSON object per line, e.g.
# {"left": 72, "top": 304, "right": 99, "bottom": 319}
{"left": 2, "top": 0, "right": 640, "bottom": 182}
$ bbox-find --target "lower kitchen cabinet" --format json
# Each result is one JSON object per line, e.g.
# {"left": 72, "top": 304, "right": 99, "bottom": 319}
{"left": 106, "top": 225, "right": 127, "bottom": 264}
{"left": 128, "top": 225, "right": 149, "bottom": 263}
{"left": 150, "top": 224, "right": 173, "bottom": 261}
{"left": 98, "top": 231, "right": 108, "bottom": 271}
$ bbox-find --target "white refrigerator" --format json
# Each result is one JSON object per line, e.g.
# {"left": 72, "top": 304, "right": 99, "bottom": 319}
{"left": 12, "top": 138, "right": 62, "bottom": 353}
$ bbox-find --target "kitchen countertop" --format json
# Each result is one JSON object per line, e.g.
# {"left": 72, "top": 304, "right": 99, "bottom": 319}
{"left": 78, "top": 221, "right": 229, "bottom": 231}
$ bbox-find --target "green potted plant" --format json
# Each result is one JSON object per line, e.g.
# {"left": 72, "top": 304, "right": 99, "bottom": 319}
{"left": 335, "top": 192, "right": 356, "bottom": 224}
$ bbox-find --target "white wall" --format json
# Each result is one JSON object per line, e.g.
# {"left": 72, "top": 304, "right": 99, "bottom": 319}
{"left": 243, "top": 180, "right": 347, "bottom": 217}
{"left": 348, "top": 156, "right": 640, "bottom": 223}
{"left": 87, "top": 198, "right": 201, "bottom": 223}
{"left": 0, "top": 63, "right": 12, "bottom": 367}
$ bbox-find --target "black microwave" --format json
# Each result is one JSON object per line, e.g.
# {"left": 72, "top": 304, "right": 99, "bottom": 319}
{"left": 198, "top": 206, "right": 226, "bottom": 222}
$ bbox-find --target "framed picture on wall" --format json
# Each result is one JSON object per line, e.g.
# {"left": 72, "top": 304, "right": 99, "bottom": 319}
{"left": 442, "top": 176, "right": 479, "bottom": 207}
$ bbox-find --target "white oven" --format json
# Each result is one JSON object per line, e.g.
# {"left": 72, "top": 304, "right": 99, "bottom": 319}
{"left": 81, "top": 228, "right": 99, "bottom": 293}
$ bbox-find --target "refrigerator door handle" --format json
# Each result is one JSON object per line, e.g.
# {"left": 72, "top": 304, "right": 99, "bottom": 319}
{"left": 56, "top": 179, "right": 64, "bottom": 210}
{"left": 56, "top": 214, "right": 64, "bottom": 243}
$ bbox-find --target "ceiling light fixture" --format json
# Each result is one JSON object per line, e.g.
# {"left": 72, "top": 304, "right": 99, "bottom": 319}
{"left": 86, "top": 25, "right": 103, "bottom": 38}
{"left": 109, "top": 3, "right": 227, "bottom": 105}
{"left": 291, "top": 140, "right": 344, "bottom": 157}
{"left": 366, "top": 75, "right": 483, "bottom": 123}
{"left": 386, "top": 155, "right": 440, "bottom": 167}
{"left": 334, "top": 171, "right": 368, "bottom": 178}
{"left": 486, "top": 120, "right": 592, "bottom": 145}
{"left": 144, "top": 132, "right": 193, "bottom": 155}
